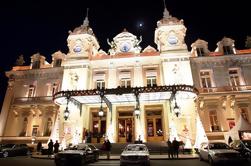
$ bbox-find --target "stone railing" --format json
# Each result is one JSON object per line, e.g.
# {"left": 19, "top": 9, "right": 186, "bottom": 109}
{"left": 198, "top": 85, "right": 251, "bottom": 94}
{"left": 13, "top": 96, "right": 54, "bottom": 105}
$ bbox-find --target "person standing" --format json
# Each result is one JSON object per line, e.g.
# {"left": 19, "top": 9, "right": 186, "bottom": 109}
{"left": 166, "top": 138, "right": 173, "bottom": 159}
{"left": 48, "top": 139, "right": 54, "bottom": 157}
{"left": 172, "top": 137, "right": 179, "bottom": 159}
{"left": 104, "top": 138, "right": 111, "bottom": 159}
{"left": 54, "top": 140, "right": 60, "bottom": 153}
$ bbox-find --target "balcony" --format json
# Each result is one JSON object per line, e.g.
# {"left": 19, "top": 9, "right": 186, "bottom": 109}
{"left": 13, "top": 96, "right": 54, "bottom": 106}
{"left": 198, "top": 85, "right": 251, "bottom": 94}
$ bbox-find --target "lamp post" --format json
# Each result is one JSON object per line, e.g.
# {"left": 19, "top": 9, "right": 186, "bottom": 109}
{"left": 134, "top": 88, "right": 140, "bottom": 118}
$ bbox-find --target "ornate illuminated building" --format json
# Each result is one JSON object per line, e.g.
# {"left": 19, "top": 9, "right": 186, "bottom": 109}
{"left": 0, "top": 7, "right": 251, "bottom": 146}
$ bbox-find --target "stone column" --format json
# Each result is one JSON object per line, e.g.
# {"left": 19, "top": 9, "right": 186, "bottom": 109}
{"left": 0, "top": 78, "right": 15, "bottom": 140}
{"left": 133, "top": 61, "right": 143, "bottom": 87}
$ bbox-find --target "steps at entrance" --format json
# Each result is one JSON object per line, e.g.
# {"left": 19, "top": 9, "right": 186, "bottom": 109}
{"left": 91, "top": 142, "right": 169, "bottom": 155}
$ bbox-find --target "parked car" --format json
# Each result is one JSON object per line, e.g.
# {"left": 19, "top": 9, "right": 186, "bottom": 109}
{"left": 231, "top": 140, "right": 251, "bottom": 160}
{"left": 0, "top": 144, "right": 30, "bottom": 158}
{"left": 120, "top": 144, "right": 150, "bottom": 166}
{"left": 199, "top": 141, "right": 243, "bottom": 166}
{"left": 54, "top": 143, "right": 99, "bottom": 166}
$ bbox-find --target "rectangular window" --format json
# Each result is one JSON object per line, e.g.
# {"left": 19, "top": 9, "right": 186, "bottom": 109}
{"left": 32, "top": 60, "right": 40, "bottom": 69}
{"left": 229, "top": 69, "right": 241, "bottom": 90}
{"left": 120, "top": 78, "right": 131, "bottom": 88}
{"left": 28, "top": 85, "right": 35, "bottom": 97}
{"left": 96, "top": 80, "right": 105, "bottom": 89}
{"left": 209, "top": 110, "right": 220, "bottom": 132}
{"left": 223, "top": 46, "right": 234, "bottom": 55}
{"left": 53, "top": 59, "right": 62, "bottom": 67}
{"left": 200, "top": 71, "right": 213, "bottom": 92}
{"left": 146, "top": 76, "right": 157, "bottom": 87}
{"left": 52, "top": 83, "right": 58, "bottom": 95}
{"left": 196, "top": 48, "right": 205, "bottom": 57}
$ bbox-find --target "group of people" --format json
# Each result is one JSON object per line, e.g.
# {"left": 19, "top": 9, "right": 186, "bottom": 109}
{"left": 166, "top": 137, "right": 180, "bottom": 159}
{"left": 47, "top": 139, "right": 60, "bottom": 156}
{"left": 36, "top": 139, "right": 60, "bottom": 156}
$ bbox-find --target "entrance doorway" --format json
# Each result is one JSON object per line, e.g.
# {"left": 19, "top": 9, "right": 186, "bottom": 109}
{"left": 90, "top": 108, "right": 107, "bottom": 143}
{"left": 145, "top": 105, "right": 164, "bottom": 142}
{"left": 117, "top": 107, "right": 134, "bottom": 143}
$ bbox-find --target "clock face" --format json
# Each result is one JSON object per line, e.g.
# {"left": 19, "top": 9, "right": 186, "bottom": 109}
{"left": 73, "top": 46, "right": 82, "bottom": 53}
{"left": 168, "top": 36, "right": 178, "bottom": 45}
{"left": 120, "top": 42, "right": 131, "bottom": 52}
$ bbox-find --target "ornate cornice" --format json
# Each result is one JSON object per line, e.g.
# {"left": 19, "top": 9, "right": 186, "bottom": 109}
{"left": 190, "top": 54, "right": 251, "bottom": 68}
{"left": 6, "top": 67, "right": 63, "bottom": 80}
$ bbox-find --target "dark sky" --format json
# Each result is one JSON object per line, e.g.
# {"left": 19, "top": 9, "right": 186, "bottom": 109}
{"left": 0, "top": 0, "right": 250, "bottom": 110}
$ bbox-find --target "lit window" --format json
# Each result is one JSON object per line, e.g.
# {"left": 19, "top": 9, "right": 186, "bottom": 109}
{"left": 229, "top": 69, "right": 241, "bottom": 90}
{"left": 52, "top": 83, "right": 58, "bottom": 95}
{"left": 120, "top": 78, "right": 131, "bottom": 88}
{"left": 96, "top": 80, "right": 105, "bottom": 89}
{"left": 27, "top": 85, "right": 35, "bottom": 97}
{"left": 223, "top": 46, "right": 234, "bottom": 55}
{"left": 147, "top": 76, "right": 157, "bottom": 87}
{"left": 209, "top": 110, "right": 220, "bottom": 132}
{"left": 200, "top": 71, "right": 213, "bottom": 91}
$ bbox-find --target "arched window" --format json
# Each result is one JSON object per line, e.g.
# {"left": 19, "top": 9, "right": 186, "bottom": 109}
{"left": 44, "top": 118, "right": 53, "bottom": 136}
{"left": 19, "top": 117, "right": 28, "bottom": 136}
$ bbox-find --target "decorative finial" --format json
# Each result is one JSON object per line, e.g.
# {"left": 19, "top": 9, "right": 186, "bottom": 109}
{"left": 83, "top": 8, "right": 89, "bottom": 27}
{"left": 163, "top": 0, "right": 171, "bottom": 19}
{"left": 123, "top": 28, "right": 128, "bottom": 32}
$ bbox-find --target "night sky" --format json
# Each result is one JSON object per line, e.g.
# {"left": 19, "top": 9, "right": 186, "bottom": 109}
{"left": 0, "top": 0, "right": 250, "bottom": 110}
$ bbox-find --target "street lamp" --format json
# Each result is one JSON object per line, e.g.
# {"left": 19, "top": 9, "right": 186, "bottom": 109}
{"left": 64, "top": 95, "right": 70, "bottom": 120}
{"left": 173, "top": 99, "right": 180, "bottom": 117}
{"left": 64, "top": 106, "right": 70, "bottom": 120}
{"left": 134, "top": 105, "right": 140, "bottom": 118}
{"left": 98, "top": 98, "right": 104, "bottom": 117}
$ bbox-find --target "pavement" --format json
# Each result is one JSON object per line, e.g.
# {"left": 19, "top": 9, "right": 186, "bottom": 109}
{"left": 31, "top": 152, "right": 199, "bottom": 160}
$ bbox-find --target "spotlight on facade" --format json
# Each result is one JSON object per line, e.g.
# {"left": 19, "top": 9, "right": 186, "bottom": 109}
{"left": 173, "top": 100, "right": 180, "bottom": 117}
{"left": 64, "top": 106, "right": 70, "bottom": 120}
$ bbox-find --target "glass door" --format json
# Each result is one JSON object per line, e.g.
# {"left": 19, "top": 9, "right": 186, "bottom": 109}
{"left": 146, "top": 110, "right": 164, "bottom": 142}
{"left": 117, "top": 111, "right": 134, "bottom": 143}
{"left": 90, "top": 111, "right": 106, "bottom": 143}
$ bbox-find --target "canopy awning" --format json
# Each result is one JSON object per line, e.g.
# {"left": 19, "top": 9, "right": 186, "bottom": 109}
{"left": 54, "top": 85, "right": 198, "bottom": 105}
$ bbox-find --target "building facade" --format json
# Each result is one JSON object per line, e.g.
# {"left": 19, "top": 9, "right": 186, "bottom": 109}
{"left": 0, "top": 7, "right": 250, "bottom": 146}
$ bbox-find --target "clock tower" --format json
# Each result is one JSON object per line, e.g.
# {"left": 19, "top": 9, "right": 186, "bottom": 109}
{"left": 154, "top": 7, "right": 187, "bottom": 52}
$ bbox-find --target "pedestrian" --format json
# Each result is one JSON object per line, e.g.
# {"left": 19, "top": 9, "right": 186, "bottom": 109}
{"left": 127, "top": 132, "right": 132, "bottom": 143}
{"left": 103, "top": 138, "right": 111, "bottom": 159}
{"left": 54, "top": 140, "right": 60, "bottom": 153}
{"left": 172, "top": 137, "right": 179, "bottom": 159}
{"left": 36, "top": 141, "right": 42, "bottom": 154}
{"left": 166, "top": 138, "right": 173, "bottom": 159}
{"left": 48, "top": 139, "right": 54, "bottom": 157}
